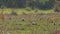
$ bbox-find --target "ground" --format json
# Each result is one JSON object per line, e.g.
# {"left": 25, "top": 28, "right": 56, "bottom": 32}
{"left": 0, "top": 8, "right": 60, "bottom": 34}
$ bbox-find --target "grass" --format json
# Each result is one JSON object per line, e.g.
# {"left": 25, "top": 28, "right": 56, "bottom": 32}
{"left": 0, "top": 8, "right": 55, "bottom": 14}
{"left": 0, "top": 14, "right": 60, "bottom": 34}
{"left": 0, "top": 8, "right": 60, "bottom": 34}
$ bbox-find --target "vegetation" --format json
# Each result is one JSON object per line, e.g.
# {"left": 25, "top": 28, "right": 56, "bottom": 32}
{"left": 0, "top": 14, "right": 60, "bottom": 34}
{"left": 0, "top": 8, "right": 55, "bottom": 14}
{"left": 0, "top": 0, "right": 60, "bottom": 34}
{"left": 0, "top": 0, "right": 54, "bottom": 10}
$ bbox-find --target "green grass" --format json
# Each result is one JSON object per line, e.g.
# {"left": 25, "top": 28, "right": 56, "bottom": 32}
{"left": 0, "top": 8, "right": 55, "bottom": 14}
{"left": 0, "top": 8, "right": 60, "bottom": 34}
{"left": 0, "top": 14, "right": 60, "bottom": 34}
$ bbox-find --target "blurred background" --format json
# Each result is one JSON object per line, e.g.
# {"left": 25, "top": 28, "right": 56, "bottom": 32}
{"left": 0, "top": 0, "right": 55, "bottom": 9}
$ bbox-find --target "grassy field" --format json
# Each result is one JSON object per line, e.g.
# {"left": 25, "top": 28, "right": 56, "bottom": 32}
{"left": 0, "top": 8, "right": 55, "bottom": 14}
{"left": 0, "top": 8, "right": 60, "bottom": 34}
{"left": 0, "top": 14, "right": 60, "bottom": 34}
